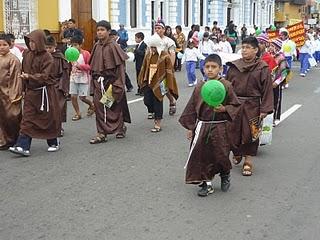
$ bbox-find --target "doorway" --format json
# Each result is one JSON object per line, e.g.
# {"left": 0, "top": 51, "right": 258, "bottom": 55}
{"left": 71, "top": 0, "right": 96, "bottom": 51}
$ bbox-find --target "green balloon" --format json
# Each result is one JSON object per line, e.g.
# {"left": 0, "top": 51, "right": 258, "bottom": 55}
{"left": 255, "top": 29, "right": 262, "bottom": 36}
{"left": 200, "top": 80, "right": 227, "bottom": 107}
{"left": 65, "top": 47, "right": 80, "bottom": 62}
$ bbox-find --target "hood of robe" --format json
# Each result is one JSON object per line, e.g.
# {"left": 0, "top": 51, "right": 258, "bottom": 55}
{"left": 227, "top": 58, "right": 268, "bottom": 72}
{"left": 24, "top": 29, "right": 47, "bottom": 53}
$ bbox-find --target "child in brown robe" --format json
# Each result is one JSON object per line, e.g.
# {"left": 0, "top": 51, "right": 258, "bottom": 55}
{"left": 179, "top": 54, "right": 240, "bottom": 197}
{"left": 0, "top": 34, "right": 22, "bottom": 150}
{"left": 9, "top": 30, "right": 61, "bottom": 157}
{"left": 45, "top": 35, "right": 70, "bottom": 137}
{"left": 138, "top": 33, "right": 179, "bottom": 132}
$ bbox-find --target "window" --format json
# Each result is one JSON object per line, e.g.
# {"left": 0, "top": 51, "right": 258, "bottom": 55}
{"left": 4, "top": 0, "right": 38, "bottom": 40}
{"left": 184, "top": 0, "right": 188, "bottom": 26}
{"left": 269, "top": 4, "right": 272, "bottom": 24}
{"left": 160, "top": 1, "right": 164, "bottom": 19}
{"left": 200, "top": 0, "right": 204, "bottom": 26}
{"left": 253, "top": 2, "right": 256, "bottom": 25}
{"left": 130, "top": 0, "right": 137, "bottom": 28}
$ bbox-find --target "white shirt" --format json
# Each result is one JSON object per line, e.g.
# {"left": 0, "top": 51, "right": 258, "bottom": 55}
{"left": 10, "top": 46, "right": 23, "bottom": 62}
{"left": 198, "top": 39, "right": 214, "bottom": 55}
{"left": 181, "top": 47, "right": 205, "bottom": 64}
{"left": 219, "top": 41, "right": 233, "bottom": 54}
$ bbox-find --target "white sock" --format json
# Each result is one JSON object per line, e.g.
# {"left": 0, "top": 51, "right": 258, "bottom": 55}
{"left": 206, "top": 181, "right": 212, "bottom": 186}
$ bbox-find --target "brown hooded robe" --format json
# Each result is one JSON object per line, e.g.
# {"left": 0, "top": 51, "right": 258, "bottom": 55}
{"left": 90, "top": 38, "right": 131, "bottom": 135}
{"left": 51, "top": 49, "right": 70, "bottom": 123}
{"left": 226, "top": 58, "right": 273, "bottom": 156}
{"left": 179, "top": 79, "right": 240, "bottom": 184}
{"left": 138, "top": 51, "right": 179, "bottom": 101}
{"left": 0, "top": 52, "right": 22, "bottom": 147}
{"left": 20, "top": 30, "right": 61, "bottom": 139}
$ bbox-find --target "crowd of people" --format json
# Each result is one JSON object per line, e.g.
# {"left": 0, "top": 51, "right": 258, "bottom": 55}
{"left": 0, "top": 18, "right": 314, "bottom": 197}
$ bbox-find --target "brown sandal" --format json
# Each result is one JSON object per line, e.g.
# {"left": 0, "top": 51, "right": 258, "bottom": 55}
{"left": 87, "top": 106, "right": 95, "bottom": 116}
{"left": 89, "top": 134, "right": 107, "bottom": 144}
{"left": 116, "top": 126, "right": 127, "bottom": 139}
{"left": 72, "top": 114, "right": 81, "bottom": 121}
{"left": 151, "top": 126, "right": 162, "bottom": 133}
{"left": 232, "top": 155, "right": 243, "bottom": 165}
{"left": 242, "top": 162, "right": 253, "bottom": 176}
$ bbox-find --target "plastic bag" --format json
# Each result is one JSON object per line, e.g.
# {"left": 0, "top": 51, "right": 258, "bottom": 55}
{"left": 260, "top": 113, "right": 273, "bottom": 146}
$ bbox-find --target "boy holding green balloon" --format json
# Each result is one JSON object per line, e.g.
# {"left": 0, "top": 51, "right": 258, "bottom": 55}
{"left": 179, "top": 54, "right": 240, "bottom": 197}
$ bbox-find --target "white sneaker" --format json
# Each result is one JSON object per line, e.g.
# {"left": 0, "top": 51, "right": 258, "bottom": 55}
{"left": 274, "top": 120, "right": 280, "bottom": 126}
{"left": 284, "top": 83, "right": 289, "bottom": 88}
{"left": 48, "top": 145, "right": 60, "bottom": 152}
{"left": 193, "top": 79, "right": 198, "bottom": 85}
{"left": 300, "top": 73, "right": 306, "bottom": 77}
{"left": 188, "top": 83, "right": 194, "bottom": 87}
{"left": 9, "top": 146, "right": 31, "bottom": 157}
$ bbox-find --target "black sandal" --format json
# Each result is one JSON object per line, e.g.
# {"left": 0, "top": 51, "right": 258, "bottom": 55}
{"left": 169, "top": 103, "right": 176, "bottom": 115}
{"left": 116, "top": 126, "right": 127, "bottom": 139}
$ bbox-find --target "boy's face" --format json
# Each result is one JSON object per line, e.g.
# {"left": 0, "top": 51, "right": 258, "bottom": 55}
{"left": 204, "top": 61, "right": 222, "bottom": 79}
{"left": 97, "top": 26, "right": 110, "bottom": 40}
{"left": 71, "top": 42, "right": 81, "bottom": 50}
{"left": 45, "top": 45, "right": 56, "bottom": 53}
{"left": 150, "top": 46, "right": 157, "bottom": 53}
{"left": 0, "top": 40, "right": 10, "bottom": 55}
{"left": 29, "top": 40, "right": 36, "bottom": 51}
{"left": 135, "top": 36, "right": 142, "bottom": 43}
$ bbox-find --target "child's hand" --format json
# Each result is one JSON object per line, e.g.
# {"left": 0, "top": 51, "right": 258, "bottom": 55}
{"left": 214, "top": 105, "right": 226, "bottom": 113}
{"left": 272, "top": 82, "right": 278, "bottom": 88}
{"left": 187, "top": 130, "right": 193, "bottom": 140}
{"left": 20, "top": 73, "right": 29, "bottom": 80}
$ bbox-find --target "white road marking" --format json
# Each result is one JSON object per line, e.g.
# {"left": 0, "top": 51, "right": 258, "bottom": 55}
{"left": 277, "top": 104, "right": 302, "bottom": 125}
{"left": 128, "top": 97, "right": 144, "bottom": 104}
{"left": 314, "top": 87, "right": 320, "bottom": 94}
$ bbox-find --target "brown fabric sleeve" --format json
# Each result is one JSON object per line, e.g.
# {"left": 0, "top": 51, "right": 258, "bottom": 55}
{"left": 27, "top": 54, "right": 54, "bottom": 84}
{"left": 9, "top": 57, "right": 22, "bottom": 102}
{"left": 224, "top": 82, "right": 241, "bottom": 121}
{"left": 260, "top": 67, "right": 274, "bottom": 114}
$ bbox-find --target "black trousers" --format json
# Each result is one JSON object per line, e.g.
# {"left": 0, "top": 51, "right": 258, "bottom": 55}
{"left": 143, "top": 87, "right": 163, "bottom": 120}
{"left": 125, "top": 72, "right": 133, "bottom": 90}
{"left": 15, "top": 134, "right": 58, "bottom": 150}
{"left": 273, "top": 84, "right": 283, "bottom": 120}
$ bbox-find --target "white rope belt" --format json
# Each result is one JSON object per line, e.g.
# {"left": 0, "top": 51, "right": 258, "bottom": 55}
{"left": 98, "top": 76, "right": 107, "bottom": 123}
{"left": 34, "top": 86, "right": 49, "bottom": 112}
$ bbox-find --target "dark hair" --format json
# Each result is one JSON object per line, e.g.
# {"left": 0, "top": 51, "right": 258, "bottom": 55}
{"left": 6, "top": 33, "right": 15, "bottom": 40}
{"left": 242, "top": 36, "right": 259, "bottom": 49}
{"left": 204, "top": 54, "right": 222, "bottom": 67}
{"left": 213, "top": 21, "right": 218, "bottom": 25}
{"left": 194, "top": 25, "right": 200, "bottom": 32}
{"left": 281, "top": 31, "right": 288, "bottom": 37}
{"left": 70, "top": 34, "right": 83, "bottom": 44}
{"left": 0, "top": 34, "right": 12, "bottom": 45}
{"left": 45, "top": 35, "right": 56, "bottom": 46}
{"left": 43, "top": 29, "right": 51, "bottom": 36}
{"left": 135, "top": 32, "right": 144, "bottom": 40}
{"left": 175, "top": 25, "right": 182, "bottom": 32}
{"left": 203, "top": 32, "right": 209, "bottom": 38}
{"left": 96, "top": 20, "right": 111, "bottom": 31}
{"left": 110, "top": 29, "right": 118, "bottom": 36}
{"left": 68, "top": 19, "right": 76, "bottom": 24}
{"left": 205, "top": 26, "right": 210, "bottom": 31}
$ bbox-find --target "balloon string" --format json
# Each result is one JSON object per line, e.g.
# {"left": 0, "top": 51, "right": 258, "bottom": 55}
{"left": 205, "top": 111, "right": 216, "bottom": 144}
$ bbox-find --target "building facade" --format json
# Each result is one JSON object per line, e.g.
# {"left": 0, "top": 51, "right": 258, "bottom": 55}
{"left": 0, "top": 0, "right": 275, "bottom": 46}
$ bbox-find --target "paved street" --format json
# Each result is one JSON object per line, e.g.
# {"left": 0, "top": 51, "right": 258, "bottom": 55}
{"left": 1, "top": 61, "right": 320, "bottom": 240}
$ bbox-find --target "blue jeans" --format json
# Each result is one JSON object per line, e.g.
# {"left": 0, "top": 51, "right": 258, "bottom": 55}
{"left": 15, "top": 134, "right": 58, "bottom": 150}
{"left": 299, "top": 53, "right": 309, "bottom": 74}
{"left": 186, "top": 61, "right": 196, "bottom": 84}
{"left": 285, "top": 56, "right": 293, "bottom": 69}
{"left": 200, "top": 54, "right": 209, "bottom": 79}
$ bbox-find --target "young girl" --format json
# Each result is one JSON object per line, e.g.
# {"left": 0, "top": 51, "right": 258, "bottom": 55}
{"left": 182, "top": 40, "right": 205, "bottom": 87}
{"left": 0, "top": 34, "right": 22, "bottom": 150}
{"left": 299, "top": 34, "right": 312, "bottom": 77}
{"left": 9, "top": 30, "right": 61, "bottom": 156}
{"left": 269, "top": 39, "right": 289, "bottom": 125}
{"left": 70, "top": 35, "right": 94, "bottom": 121}
{"left": 138, "top": 34, "right": 179, "bottom": 132}
{"left": 198, "top": 32, "right": 214, "bottom": 79}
